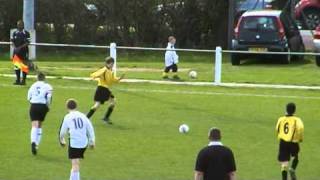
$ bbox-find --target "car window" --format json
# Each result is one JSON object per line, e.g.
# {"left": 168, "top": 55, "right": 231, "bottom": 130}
{"left": 241, "top": 16, "right": 278, "bottom": 31}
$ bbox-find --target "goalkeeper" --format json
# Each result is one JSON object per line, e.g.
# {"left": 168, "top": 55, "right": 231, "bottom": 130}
{"left": 86, "top": 57, "right": 125, "bottom": 124}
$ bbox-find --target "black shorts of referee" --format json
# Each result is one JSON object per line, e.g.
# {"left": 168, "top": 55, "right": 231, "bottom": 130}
{"left": 69, "top": 146, "right": 87, "bottom": 159}
{"left": 278, "top": 139, "right": 300, "bottom": 162}
{"left": 29, "top": 103, "right": 49, "bottom": 121}
{"left": 94, "top": 86, "right": 114, "bottom": 104}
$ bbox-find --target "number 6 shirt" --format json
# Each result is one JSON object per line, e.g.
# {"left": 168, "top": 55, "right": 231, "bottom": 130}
{"left": 59, "top": 111, "right": 95, "bottom": 148}
{"left": 276, "top": 115, "right": 304, "bottom": 143}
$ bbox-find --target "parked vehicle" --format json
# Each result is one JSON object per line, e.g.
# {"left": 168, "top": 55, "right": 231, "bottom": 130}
{"left": 314, "top": 25, "right": 320, "bottom": 66}
{"left": 235, "top": 0, "right": 274, "bottom": 24}
{"left": 295, "top": 0, "right": 320, "bottom": 30}
{"left": 231, "top": 10, "right": 305, "bottom": 65}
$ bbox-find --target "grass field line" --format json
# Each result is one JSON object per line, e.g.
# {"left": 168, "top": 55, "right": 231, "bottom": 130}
{"left": 1, "top": 80, "right": 320, "bottom": 100}
{"left": 2, "top": 73, "right": 320, "bottom": 91}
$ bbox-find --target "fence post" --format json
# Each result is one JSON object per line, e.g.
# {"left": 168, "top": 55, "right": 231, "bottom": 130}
{"left": 214, "top": 46, "right": 222, "bottom": 84}
{"left": 110, "top": 42, "right": 117, "bottom": 75}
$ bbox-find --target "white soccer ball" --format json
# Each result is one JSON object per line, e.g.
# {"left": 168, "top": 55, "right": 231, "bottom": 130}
{"left": 179, "top": 124, "right": 189, "bottom": 133}
{"left": 189, "top": 70, "right": 197, "bottom": 79}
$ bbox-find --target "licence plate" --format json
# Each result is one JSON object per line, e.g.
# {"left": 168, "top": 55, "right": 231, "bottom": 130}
{"left": 249, "top": 48, "right": 268, "bottom": 52}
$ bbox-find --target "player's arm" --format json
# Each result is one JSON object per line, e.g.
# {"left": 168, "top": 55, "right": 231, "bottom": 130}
{"left": 194, "top": 171, "right": 203, "bottom": 180}
{"left": 27, "top": 86, "right": 32, "bottom": 101}
{"left": 297, "top": 119, "right": 304, "bottom": 142}
{"left": 275, "top": 118, "right": 281, "bottom": 136}
{"left": 86, "top": 118, "right": 95, "bottom": 148}
{"left": 46, "top": 85, "right": 53, "bottom": 107}
{"left": 59, "top": 118, "right": 68, "bottom": 147}
{"left": 112, "top": 73, "right": 125, "bottom": 83}
{"left": 90, "top": 67, "right": 106, "bottom": 79}
{"left": 229, "top": 171, "right": 236, "bottom": 180}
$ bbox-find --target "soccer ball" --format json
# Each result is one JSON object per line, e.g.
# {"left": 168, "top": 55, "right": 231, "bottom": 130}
{"left": 189, "top": 70, "right": 197, "bottom": 79}
{"left": 179, "top": 124, "right": 189, "bottom": 133}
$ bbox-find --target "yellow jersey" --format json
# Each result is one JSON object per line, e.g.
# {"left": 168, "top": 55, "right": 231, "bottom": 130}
{"left": 276, "top": 115, "right": 304, "bottom": 143}
{"left": 90, "top": 67, "right": 120, "bottom": 88}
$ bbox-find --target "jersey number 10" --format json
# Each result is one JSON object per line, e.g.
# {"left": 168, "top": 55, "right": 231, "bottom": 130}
{"left": 73, "top": 118, "right": 84, "bottom": 129}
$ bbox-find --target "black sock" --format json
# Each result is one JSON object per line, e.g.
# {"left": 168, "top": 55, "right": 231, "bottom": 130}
{"left": 104, "top": 106, "right": 114, "bottom": 120}
{"left": 282, "top": 170, "right": 288, "bottom": 180}
{"left": 15, "top": 69, "right": 21, "bottom": 82}
{"left": 292, "top": 157, "right": 299, "bottom": 170}
{"left": 22, "top": 72, "right": 27, "bottom": 82}
{"left": 87, "top": 109, "right": 96, "bottom": 118}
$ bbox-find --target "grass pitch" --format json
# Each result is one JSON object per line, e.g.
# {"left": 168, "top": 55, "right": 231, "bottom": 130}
{"left": 1, "top": 55, "right": 320, "bottom": 180}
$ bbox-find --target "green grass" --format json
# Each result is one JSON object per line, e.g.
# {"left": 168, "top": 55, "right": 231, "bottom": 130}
{"left": 1, "top": 54, "right": 320, "bottom": 180}
{"left": 1, "top": 75, "right": 320, "bottom": 180}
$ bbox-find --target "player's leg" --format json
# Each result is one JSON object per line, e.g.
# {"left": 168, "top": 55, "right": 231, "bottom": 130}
{"left": 278, "top": 140, "right": 290, "bottom": 180}
{"left": 69, "top": 159, "right": 80, "bottom": 180}
{"left": 36, "top": 122, "right": 43, "bottom": 146}
{"left": 30, "top": 121, "right": 39, "bottom": 155}
{"left": 163, "top": 66, "right": 171, "bottom": 79}
{"left": 289, "top": 144, "right": 300, "bottom": 180}
{"left": 13, "top": 66, "right": 21, "bottom": 85}
{"left": 20, "top": 55, "right": 28, "bottom": 85}
{"left": 280, "top": 161, "right": 289, "bottom": 180}
{"left": 103, "top": 96, "right": 115, "bottom": 124}
{"left": 172, "top": 64, "right": 179, "bottom": 79}
{"left": 87, "top": 101, "right": 101, "bottom": 118}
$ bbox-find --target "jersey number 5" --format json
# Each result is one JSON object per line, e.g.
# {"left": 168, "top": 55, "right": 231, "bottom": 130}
{"left": 73, "top": 118, "right": 83, "bottom": 129}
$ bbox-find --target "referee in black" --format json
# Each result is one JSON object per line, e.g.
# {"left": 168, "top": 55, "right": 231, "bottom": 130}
{"left": 11, "top": 20, "right": 30, "bottom": 85}
{"left": 195, "top": 128, "right": 236, "bottom": 180}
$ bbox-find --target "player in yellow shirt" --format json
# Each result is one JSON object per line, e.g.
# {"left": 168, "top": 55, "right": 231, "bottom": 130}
{"left": 275, "top": 103, "right": 304, "bottom": 180}
{"left": 86, "top": 57, "right": 124, "bottom": 124}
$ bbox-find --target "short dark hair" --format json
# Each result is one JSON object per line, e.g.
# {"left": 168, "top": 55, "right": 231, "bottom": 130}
{"left": 209, "top": 128, "right": 221, "bottom": 141}
{"left": 168, "top": 36, "right": 175, "bottom": 42}
{"left": 105, "top": 57, "right": 115, "bottom": 64}
{"left": 286, "top": 102, "right": 296, "bottom": 115}
{"left": 37, "top": 72, "right": 45, "bottom": 81}
{"left": 66, "top": 99, "right": 77, "bottom": 110}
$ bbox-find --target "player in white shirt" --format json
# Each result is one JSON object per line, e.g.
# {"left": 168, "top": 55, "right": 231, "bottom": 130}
{"left": 163, "top": 36, "right": 180, "bottom": 80}
{"left": 27, "top": 72, "right": 53, "bottom": 155}
{"left": 59, "top": 99, "right": 95, "bottom": 180}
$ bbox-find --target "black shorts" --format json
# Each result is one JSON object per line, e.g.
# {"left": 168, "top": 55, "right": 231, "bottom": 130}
{"left": 68, "top": 146, "right": 87, "bottom": 159}
{"left": 94, "top": 86, "right": 114, "bottom": 104}
{"left": 29, "top": 104, "right": 49, "bottom": 121}
{"left": 278, "top": 139, "right": 300, "bottom": 162}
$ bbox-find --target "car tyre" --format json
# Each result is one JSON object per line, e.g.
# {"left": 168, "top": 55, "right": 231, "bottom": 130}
{"left": 316, "top": 56, "right": 320, "bottom": 67}
{"left": 302, "top": 9, "right": 320, "bottom": 30}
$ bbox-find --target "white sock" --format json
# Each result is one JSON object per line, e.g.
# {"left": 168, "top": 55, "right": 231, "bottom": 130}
{"left": 69, "top": 170, "right": 80, "bottom": 180}
{"left": 30, "top": 127, "right": 37, "bottom": 144}
{"left": 37, "top": 128, "right": 42, "bottom": 146}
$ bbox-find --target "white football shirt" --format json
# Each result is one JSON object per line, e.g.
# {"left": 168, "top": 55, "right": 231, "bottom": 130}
{"left": 164, "top": 42, "right": 179, "bottom": 67}
{"left": 27, "top": 81, "right": 53, "bottom": 105}
{"left": 59, "top": 111, "right": 95, "bottom": 148}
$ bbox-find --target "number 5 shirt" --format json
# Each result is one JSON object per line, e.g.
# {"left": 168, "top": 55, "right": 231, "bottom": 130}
{"left": 276, "top": 115, "right": 304, "bottom": 143}
{"left": 27, "top": 81, "right": 53, "bottom": 106}
{"left": 59, "top": 111, "right": 95, "bottom": 148}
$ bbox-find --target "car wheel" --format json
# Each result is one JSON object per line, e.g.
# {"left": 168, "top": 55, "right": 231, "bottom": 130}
{"left": 302, "top": 9, "right": 320, "bottom": 30}
{"left": 231, "top": 54, "right": 240, "bottom": 65}
{"left": 316, "top": 56, "right": 320, "bottom": 67}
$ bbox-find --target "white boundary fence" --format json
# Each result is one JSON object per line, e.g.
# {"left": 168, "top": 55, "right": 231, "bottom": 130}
{"left": 1, "top": 41, "right": 320, "bottom": 85}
